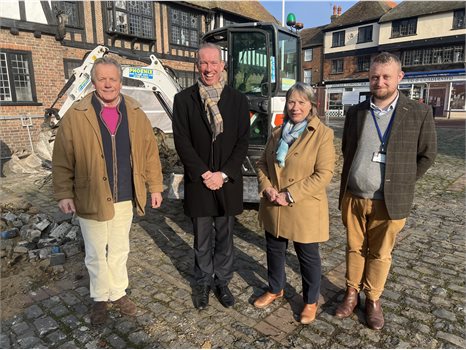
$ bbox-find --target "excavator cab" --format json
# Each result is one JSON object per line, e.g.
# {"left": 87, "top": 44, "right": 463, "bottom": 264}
{"left": 202, "top": 23, "right": 301, "bottom": 201}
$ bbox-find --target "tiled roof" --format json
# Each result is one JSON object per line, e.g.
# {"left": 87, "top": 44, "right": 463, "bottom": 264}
{"left": 182, "top": 1, "right": 279, "bottom": 24}
{"left": 300, "top": 25, "right": 326, "bottom": 47}
{"left": 324, "top": 1, "right": 397, "bottom": 30}
{"left": 380, "top": 1, "right": 465, "bottom": 22}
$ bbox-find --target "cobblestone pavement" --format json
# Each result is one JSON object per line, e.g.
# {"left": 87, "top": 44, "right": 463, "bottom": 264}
{"left": 1, "top": 119, "right": 465, "bottom": 349}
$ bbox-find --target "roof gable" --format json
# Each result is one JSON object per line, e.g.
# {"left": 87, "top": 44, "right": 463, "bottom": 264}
{"left": 325, "top": 1, "right": 396, "bottom": 31}
{"left": 380, "top": 1, "right": 465, "bottom": 22}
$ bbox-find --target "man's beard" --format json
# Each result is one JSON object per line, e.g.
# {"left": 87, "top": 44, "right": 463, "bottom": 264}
{"left": 371, "top": 88, "right": 393, "bottom": 100}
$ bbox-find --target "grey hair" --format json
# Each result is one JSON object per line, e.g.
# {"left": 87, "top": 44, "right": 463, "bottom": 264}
{"left": 90, "top": 56, "right": 123, "bottom": 83}
{"left": 284, "top": 82, "right": 318, "bottom": 121}
{"left": 371, "top": 52, "right": 402, "bottom": 70}
{"left": 197, "top": 42, "right": 223, "bottom": 63}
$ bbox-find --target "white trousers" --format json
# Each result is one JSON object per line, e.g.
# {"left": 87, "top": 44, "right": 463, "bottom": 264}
{"left": 78, "top": 201, "right": 133, "bottom": 302}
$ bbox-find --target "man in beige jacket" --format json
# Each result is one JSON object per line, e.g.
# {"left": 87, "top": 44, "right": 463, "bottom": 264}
{"left": 52, "top": 57, "right": 163, "bottom": 325}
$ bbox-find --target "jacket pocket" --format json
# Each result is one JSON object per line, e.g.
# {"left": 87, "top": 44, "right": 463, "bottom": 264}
{"left": 74, "top": 177, "right": 98, "bottom": 215}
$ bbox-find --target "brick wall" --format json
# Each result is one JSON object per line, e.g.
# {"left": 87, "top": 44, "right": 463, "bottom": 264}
{"left": 323, "top": 55, "right": 371, "bottom": 82}
{"left": 302, "top": 46, "right": 324, "bottom": 85}
{"left": 0, "top": 117, "right": 45, "bottom": 158}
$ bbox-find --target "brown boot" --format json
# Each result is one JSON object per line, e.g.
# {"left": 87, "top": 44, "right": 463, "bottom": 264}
{"left": 113, "top": 295, "right": 137, "bottom": 316}
{"left": 300, "top": 303, "right": 318, "bottom": 324}
{"left": 91, "top": 301, "right": 108, "bottom": 325}
{"left": 335, "top": 287, "right": 359, "bottom": 318}
{"left": 253, "top": 290, "right": 284, "bottom": 309}
{"left": 366, "top": 299, "right": 384, "bottom": 330}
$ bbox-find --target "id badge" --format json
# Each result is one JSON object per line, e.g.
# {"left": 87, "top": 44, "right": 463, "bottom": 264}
{"left": 372, "top": 152, "right": 386, "bottom": 164}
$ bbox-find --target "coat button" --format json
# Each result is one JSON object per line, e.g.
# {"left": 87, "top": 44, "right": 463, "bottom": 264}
{"left": 289, "top": 178, "right": 294, "bottom": 182}
{"left": 103, "top": 177, "right": 107, "bottom": 181}
{"left": 107, "top": 197, "right": 112, "bottom": 201}
{"left": 294, "top": 152, "right": 298, "bottom": 156}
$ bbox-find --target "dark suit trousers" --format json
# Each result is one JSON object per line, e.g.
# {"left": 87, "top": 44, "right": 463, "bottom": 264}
{"left": 192, "top": 216, "right": 235, "bottom": 287}
{"left": 265, "top": 231, "right": 321, "bottom": 304}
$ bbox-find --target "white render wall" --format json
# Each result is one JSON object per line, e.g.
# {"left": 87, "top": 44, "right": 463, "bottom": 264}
{"left": 379, "top": 12, "right": 466, "bottom": 44}
{"left": 324, "top": 22, "right": 380, "bottom": 54}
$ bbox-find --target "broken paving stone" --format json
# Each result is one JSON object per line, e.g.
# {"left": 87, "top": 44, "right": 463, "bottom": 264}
{"left": 1, "top": 212, "right": 17, "bottom": 223}
{"left": 17, "top": 241, "right": 37, "bottom": 250}
{"left": 65, "top": 226, "right": 80, "bottom": 241}
{"left": 18, "top": 212, "right": 31, "bottom": 224}
{"left": 26, "top": 229, "right": 42, "bottom": 243}
{"left": 39, "top": 247, "right": 53, "bottom": 259}
{"left": 37, "top": 238, "right": 56, "bottom": 249}
{"left": 14, "top": 245, "right": 29, "bottom": 254}
{"left": 50, "top": 253, "right": 66, "bottom": 266}
{"left": 12, "top": 219, "right": 24, "bottom": 228}
{"left": 62, "top": 242, "right": 81, "bottom": 258}
{"left": 20, "top": 224, "right": 33, "bottom": 239}
{"left": 34, "top": 219, "right": 51, "bottom": 232}
{"left": 50, "top": 222, "right": 71, "bottom": 240}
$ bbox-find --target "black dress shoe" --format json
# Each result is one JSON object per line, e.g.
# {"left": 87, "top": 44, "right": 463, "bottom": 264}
{"left": 193, "top": 285, "right": 210, "bottom": 310}
{"left": 214, "top": 285, "right": 235, "bottom": 308}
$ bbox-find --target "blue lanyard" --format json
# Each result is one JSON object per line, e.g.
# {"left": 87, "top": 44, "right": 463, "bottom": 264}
{"left": 370, "top": 108, "right": 396, "bottom": 153}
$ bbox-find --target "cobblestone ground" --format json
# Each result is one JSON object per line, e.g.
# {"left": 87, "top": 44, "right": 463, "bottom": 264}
{"left": 1, "top": 119, "right": 464, "bottom": 349}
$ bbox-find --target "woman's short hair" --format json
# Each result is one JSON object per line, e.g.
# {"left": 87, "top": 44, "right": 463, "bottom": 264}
{"left": 284, "top": 82, "right": 318, "bottom": 121}
{"left": 90, "top": 56, "right": 123, "bottom": 83}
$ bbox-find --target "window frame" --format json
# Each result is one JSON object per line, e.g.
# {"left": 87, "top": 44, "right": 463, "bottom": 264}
{"left": 357, "top": 25, "right": 373, "bottom": 44}
{"left": 331, "top": 59, "right": 344, "bottom": 74}
{"left": 391, "top": 17, "right": 417, "bottom": 38}
{"left": 303, "top": 69, "right": 312, "bottom": 84}
{"left": 401, "top": 45, "right": 465, "bottom": 67}
{"left": 53, "top": 1, "right": 84, "bottom": 29}
{"left": 332, "top": 31, "right": 345, "bottom": 48}
{"left": 0, "top": 50, "right": 39, "bottom": 106}
{"left": 106, "top": 1, "right": 155, "bottom": 39}
{"left": 357, "top": 56, "right": 371, "bottom": 72}
{"left": 63, "top": 59, "right": 82, "bottom": 80}
{"left": 304, "top": 48, "right": 313, "bottom": 62}
{"left": 453, "top": 9, "right": 465, "bottom": 29}
{"left": 168, "top": 6, "right": 201, "bottom": 49}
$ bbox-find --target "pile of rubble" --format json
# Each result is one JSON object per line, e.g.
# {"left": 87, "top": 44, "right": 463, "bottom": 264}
{"left": 0, "top": 208, "right": 83, "bottom": 270}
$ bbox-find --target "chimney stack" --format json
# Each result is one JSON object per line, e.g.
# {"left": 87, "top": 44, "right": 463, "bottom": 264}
{"left": 330, "top": 4, "right": 338, "bottom": 22}
{"left": 337, "top": 6, "right": 342, "bottom": 16}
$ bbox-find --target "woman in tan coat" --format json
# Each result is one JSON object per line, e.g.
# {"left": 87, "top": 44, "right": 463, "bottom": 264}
{"left": 255, "top": 82, "right": 335, "bottom": 324}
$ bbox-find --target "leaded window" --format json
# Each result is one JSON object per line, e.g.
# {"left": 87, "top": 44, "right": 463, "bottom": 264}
{"left": 169, "top": 7, "right": 200, "bottom": 48}
{"left": 54, "top": 1, "right": 82, "bottom": 28}
{"left": 357, "top": 56, "right": 370, "bottom": 72}
{"left": 331, "top": 59, "right": 344, "bottom": 74}
{"left": 107, "top": 1, "right": 154, "bottom": 39}
{"left": 401, "top": 45, "right": 465, "bottom": 66}
{"left": 0, "top": 51, "right": 36, "bottom": 103}
{"left": 392, "top": 18, "right": 417, "bottom": 38}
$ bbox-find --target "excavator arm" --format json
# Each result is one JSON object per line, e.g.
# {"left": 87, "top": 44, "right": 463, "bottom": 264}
{"left": 45, "top": 45, "right": 182, "bottom": 132}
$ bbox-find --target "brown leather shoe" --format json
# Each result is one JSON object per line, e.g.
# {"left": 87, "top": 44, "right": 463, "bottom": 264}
{"left": 366, "top": 299, "right": 384, "bottom": 330}
{"left": 91, "top": 301, "right": 108, "bottom": 325}
{"left": 113, "top": 295, "right": 137, "bottom": 316}
{"left": 253, "top": 290, "right": 284, "bottom": 309}
{"left": 335, "top": 287, "right": 359, "bottom": 318}
{"left": 300, "top": 303, "right": 318, "bottom": 324}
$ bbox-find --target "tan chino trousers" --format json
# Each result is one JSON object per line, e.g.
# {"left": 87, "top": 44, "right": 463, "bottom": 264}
{"left": 342, "top": 192, "right": 406, "bottom": 300}
{"left": 78, "top": 201, "right": 133, "bottom": 302}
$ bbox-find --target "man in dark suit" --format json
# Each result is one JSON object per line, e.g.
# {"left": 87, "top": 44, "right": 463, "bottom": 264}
{"left": 335, "top": 52, "right": 437, "bottom": 329}
{"left": 172, "top": 43, "right": 250, "bottom": 309}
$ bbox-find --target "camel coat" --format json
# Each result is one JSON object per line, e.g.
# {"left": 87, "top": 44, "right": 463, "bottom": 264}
{"left": 257, "top": 116, "right": 335, "bottom": 243}
{"left": 52, "top": 94, "right": 163, "bottom": 221}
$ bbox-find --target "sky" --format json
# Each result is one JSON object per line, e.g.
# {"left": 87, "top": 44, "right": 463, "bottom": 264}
{"left": 259, "top": 0, "right": 358, "bottom": 29}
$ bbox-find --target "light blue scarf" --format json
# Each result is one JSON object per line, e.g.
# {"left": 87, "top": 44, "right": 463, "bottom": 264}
{"left": 276, "top": 119, "right": 307, "bottom": 167}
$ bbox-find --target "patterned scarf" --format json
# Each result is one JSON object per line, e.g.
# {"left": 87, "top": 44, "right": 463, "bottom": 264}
{"left": 198, "top": 76, "right": 225, "bottom": 140}
{"left": 276, "top": 119, "right": 307, "bottom": 167}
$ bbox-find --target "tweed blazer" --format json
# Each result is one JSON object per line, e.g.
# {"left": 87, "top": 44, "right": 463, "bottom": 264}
{"left": 257, "top": 116, "right": 335, "bottom": 244}
{"left": 339, "top": 93, "right": 437, "bottom": 220}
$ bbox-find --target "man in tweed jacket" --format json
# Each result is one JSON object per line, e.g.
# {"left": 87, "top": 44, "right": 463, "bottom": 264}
{"left": 335, "top": 52, "right": 437, "bottom": 330}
